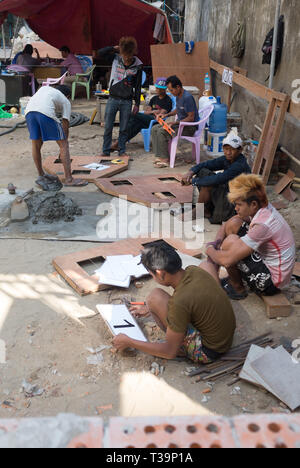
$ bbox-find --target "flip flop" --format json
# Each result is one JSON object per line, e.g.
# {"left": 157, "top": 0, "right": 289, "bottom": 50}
{"left": 64, "top": 179, "right": 89, "bottom": 187}
{"left": 154, "top": 161, "right": 169, "bottom": 168}
{"left": 222, "top": 278, "right": 248, "bottom": 300}
{"left": 44, "top": 173, "right": 60, "bottom": 183}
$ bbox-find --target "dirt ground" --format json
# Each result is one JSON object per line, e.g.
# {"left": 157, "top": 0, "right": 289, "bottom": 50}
{"left": 0, "top": 98, "right": 300, "bottom": 421}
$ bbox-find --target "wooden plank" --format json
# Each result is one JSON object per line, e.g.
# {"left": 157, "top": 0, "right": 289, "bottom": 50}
{"left": 262, "top": 294, "right": 292, "bottom": 319}
{"left": 151, "top": 42, "right": 210, "bottom": 95}
{"left": 294, "top": 263, "right": 300, "bottom": 277}
{"left": 43, "top": 156, "right": 129, "bottom": 183}
{"left": 95, "top": 174, "right": 193, "bottom": 208}
{"left": 53, "top": 237, "right": 203, "bottom": 296}
{"left": 274, "top": 170, "right": 296, "bottom": 194}
{"left": 210, "top": 60, "right": 288, "bottom": 103}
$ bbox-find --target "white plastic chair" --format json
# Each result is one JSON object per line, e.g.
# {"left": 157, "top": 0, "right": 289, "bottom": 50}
{"left": 168, "top": 104, "right": 214, "bottom": 169}
{"left": 42, "top": 71, "right": 68, "bottom": 87}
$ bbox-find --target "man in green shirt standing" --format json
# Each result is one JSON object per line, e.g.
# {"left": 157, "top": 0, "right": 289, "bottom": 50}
{"left": 113, "top": 243, "right": 236, "bottom": 364}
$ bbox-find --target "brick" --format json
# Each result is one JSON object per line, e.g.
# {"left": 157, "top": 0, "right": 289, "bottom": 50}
{"left": 262, "top": 293, "right": 292, "bottom": 319}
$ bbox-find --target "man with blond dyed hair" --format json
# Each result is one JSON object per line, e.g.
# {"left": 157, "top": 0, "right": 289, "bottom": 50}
{"left": 201, "top": 174, "right": 296, "bottom": 300}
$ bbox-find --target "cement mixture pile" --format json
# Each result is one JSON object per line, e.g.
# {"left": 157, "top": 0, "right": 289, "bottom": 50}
{"left": 26, "top": 192, "right": 83, "bottom": 224}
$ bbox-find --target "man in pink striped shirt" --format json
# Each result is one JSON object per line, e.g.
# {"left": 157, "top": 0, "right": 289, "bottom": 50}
{"left": 202, "top": 174, "right": 295, "bottom": 300}
{"left": 60, "top": 46, "right": 83, "bottom": 83}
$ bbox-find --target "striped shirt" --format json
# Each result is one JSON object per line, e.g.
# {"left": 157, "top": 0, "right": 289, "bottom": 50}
{"left": 241, "top": 204, "right": 295, "bottom": 288}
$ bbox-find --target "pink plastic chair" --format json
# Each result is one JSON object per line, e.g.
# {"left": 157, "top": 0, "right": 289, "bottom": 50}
{"left": 42, "top": 71, "right": 68, "bottom": 87}
{"left": 6, "top": 65, "right": 36, "bottom": 95}
{"left": 168, "top": 104, "right": 214, "bottom": 169}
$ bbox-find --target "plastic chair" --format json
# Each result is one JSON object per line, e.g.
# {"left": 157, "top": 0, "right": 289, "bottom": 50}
{"left": 141, "top": 94, "right": 176, "bottom": 152}
{"left": 168, "top": 104, "right": 214, "bottom": 169}
{"left": 6, "top": 64, "right": 36, "bottom": 95}
{"left": 71, "top": 65, "right": 96, "bottom": 100}
{"left": 42, "top": 71, "right": 68, "bottom": 87}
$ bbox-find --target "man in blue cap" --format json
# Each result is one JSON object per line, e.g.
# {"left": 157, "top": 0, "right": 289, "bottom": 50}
{"left": 112, "top": 77, "right": 173, "bottom": 150}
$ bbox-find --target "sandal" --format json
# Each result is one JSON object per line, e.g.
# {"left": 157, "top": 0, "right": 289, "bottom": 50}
{"left": 154, "top": 160, "right": 169, "bottom": 168}
{"left": 64, "top": 179, "right": 89, "bottom": 187}
{"left": 222, "top": 278, "right": 248, "bottom": 301}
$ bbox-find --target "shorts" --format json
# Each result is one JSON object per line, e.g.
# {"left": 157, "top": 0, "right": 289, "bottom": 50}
{"left": 26, "top": 112, "right": 66, "bottom": 142}
{"left": 237, "top": 223, "right": 280, "bottom": 296}
{"left": 181, "top": 325, "right": 222, "bottom": 364}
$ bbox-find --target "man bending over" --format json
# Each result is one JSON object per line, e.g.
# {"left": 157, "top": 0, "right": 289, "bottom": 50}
{"left": 113, "top": 243, "right": 236, "bottom": 363}
{"left": 204, "top": 174, "right": 296, "bottom": 300}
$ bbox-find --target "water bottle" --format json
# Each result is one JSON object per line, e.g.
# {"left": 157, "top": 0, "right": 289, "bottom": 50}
{"left": 207, "top": 96, "right": 228, "bottom": 157}
{"left": 204, "top": 73, "right": 211, "bottom": 94}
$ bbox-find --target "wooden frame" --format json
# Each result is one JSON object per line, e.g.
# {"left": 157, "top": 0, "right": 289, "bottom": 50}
{"left": 210, "top": 60, "right": 290, "bottom": 184}
{"left": 53, "top": 237, "right": 203, "bottom": 296}
{"left": 95, "top": 174, "right": 193, "bottom": 208}
{"left": 43, "top": 156, "right": 129, "bottom": 183}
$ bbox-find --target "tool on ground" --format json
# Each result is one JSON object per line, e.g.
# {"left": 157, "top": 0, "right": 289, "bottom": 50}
{"left": 10, "top": 189, "right": 34, "bottom": 222}
{"left": 111, "top": 159, "right": 125, "bottom": 165}
{"left": 8, "top": 183, "right": 16, "bottom": 195}
{"left": 156, "top": 117, "right": 176, "bottom": 136}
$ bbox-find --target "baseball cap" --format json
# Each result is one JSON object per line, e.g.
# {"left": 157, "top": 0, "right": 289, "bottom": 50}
{"left": 223, "top": 132, "right": 243, "bottom": 149}
{"left": 155, "top": 77, "right": 167, "bottom": 89}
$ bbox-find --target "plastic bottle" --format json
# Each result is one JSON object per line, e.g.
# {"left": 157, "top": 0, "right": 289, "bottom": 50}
{"left": 204, "top": 73, "right": 210, "bottom": 93}
{"left": 207, "top": 96, "right": 228, "bottom": 157}
{"left": 209, "top": 96, "right": 227, "bottom": 133}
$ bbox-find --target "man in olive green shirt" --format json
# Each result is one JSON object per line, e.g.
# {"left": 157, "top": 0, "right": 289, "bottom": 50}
{"left": 113, "top": 243, "right": 236, "bottom": 363}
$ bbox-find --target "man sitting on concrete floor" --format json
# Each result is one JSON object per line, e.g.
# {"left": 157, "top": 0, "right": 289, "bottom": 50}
{"left": 152, "top": 75, "right": 198, "bottom": 168}
{"left": 112, "top": 243, "right": 236, "bottom": 363}
{"left": 25, "top": 84, "right": 88, "bottom": 190}
{"left": 59, "top": 46, "right": 84, "bottom": 83}
{"left": 181, "top": 132, "right": 251, "bottom": 224}
{"left": 203, "top": 173, "right": 296, "bottom": 300}
{"left": 111, "top": 77, "right": 173, "bottom": 150}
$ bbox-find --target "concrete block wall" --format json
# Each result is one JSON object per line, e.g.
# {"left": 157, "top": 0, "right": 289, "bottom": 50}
{"left": 0, "top": 413, "right": 300, "bottom": 448}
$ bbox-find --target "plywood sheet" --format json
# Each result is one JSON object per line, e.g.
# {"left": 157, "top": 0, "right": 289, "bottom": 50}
{"left": 53, "top": 237, "right": 203, "bottom": 296}
{"left": 252, "top": 346, "right": 300, "bottom": 411}
{"left": 95, "top": 174, "right": 193, "bottom": 207}
{"left": 44, "top": 156, "right": 129, "bottom": 183}
{"left": 151, "top": 42, "right": 210, "bottom": 95}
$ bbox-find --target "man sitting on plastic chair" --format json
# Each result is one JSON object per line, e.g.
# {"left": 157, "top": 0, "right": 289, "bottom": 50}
{"left": 152, "top": 75, "right": 198, "bottom": 168}
{"left": 59, "top": 46, "right": 84, "bottom": 84}
{"left": 112, "top": 77, "right": 173, "bottom": 152}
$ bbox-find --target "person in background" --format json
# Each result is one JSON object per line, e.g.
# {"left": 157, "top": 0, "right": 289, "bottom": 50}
{"left": 111, "top": 77, "right": 173, "bottom": 150}
{"left": 181, "top": 132, "right": 251, "bottom": 224}
{"left": 60, "top": 46, "right": 84, "bottom": 83}
{"left": 97, "top": 37, "right": 143, "bottom": 157}
{"left": 25, "top": 85, "right": 88, "bottom": 190}
{"left": 151, "top": 75, "right": 198, "bottom": 168}
{"left": 17, "top": 44, "right": 41, "bottom": 72}
{"left": 112, "top": 243, "right": 236, "bottom": 363}
{"left": 203, "top": 173, "right": 296, "bottom": 300}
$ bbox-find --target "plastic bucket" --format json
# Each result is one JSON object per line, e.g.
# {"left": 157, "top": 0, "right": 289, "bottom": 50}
{"left": 207, "top": 131, "right": 227, "bottom": 157}
{"left": 19, "top": 96, "right": 31, "bottom": 116}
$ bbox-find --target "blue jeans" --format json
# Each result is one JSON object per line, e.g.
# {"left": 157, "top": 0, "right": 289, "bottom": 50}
{"left": 103, "top": 97, "right": 132, "bottom": 155}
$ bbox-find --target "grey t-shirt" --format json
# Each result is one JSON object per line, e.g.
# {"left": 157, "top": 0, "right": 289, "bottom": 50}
{"left": 176, "top": 90, "right": 198, "bottom": 121}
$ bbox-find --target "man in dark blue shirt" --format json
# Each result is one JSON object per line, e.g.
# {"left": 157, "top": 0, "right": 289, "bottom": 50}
{"left": 181, "top": 133, "right": 251, "bottom": 224}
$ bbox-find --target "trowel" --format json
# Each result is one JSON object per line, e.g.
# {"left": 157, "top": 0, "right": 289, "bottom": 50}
{"left": 10, "top": 189, "right": 34, "bottom": 222}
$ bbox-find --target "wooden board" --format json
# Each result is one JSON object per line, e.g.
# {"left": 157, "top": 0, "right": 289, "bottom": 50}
{"left": 94, "top": 174, "right": 193, "bottom": 207}
{"left": 43, "top": 156, "right": 129, "bottom": 183}
{"left": 262, "top": 294, "right": 292, "bottom": 319}
{"left": 96, "top": 304, "right": 147, "bottom": 342}
{"left": 294, "top": 263, "right": 300, "bottom": 278}
{"left": 53, "top": 237, "right": 203, "bottom": 296}
{"left": 151, "top": 42, "right": 210, "bottom": 95}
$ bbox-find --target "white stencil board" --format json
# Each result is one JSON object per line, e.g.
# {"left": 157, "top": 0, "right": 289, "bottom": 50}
{"left": 97, "top": 304, "right": 148, "bottom": 342}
